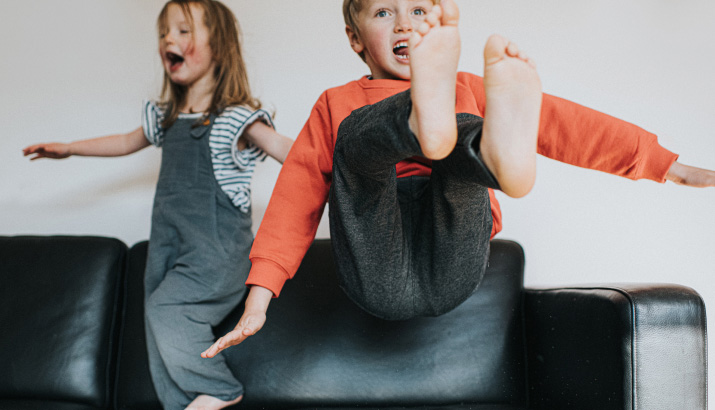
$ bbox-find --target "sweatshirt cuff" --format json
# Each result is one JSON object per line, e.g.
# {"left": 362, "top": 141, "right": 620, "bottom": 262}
{"left": 637, "top": 141, "right": 679, "bottom": 183}
{"left": 246, "top": 258, "right": 291, "bottom": 297}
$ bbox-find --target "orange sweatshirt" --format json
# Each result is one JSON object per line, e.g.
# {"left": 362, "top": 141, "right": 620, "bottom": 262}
{"left": 247, "top": 72, "right": 678, "bottom": 297}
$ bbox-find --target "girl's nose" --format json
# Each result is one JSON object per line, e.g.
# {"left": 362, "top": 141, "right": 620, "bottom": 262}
{"left": 163, "top": 31, "right": 175, "bottom": 44}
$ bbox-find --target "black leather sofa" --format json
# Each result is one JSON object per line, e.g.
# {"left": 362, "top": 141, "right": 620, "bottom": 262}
{"left": 0, "top": 235, "right": 707, "bottom": 410}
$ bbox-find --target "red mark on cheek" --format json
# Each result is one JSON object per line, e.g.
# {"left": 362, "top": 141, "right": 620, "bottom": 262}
{"left": 185, "top": 42, "right": 196, "bottom": 57}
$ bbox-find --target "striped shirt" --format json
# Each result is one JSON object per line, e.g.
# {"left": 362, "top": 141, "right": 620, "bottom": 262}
{"left": 141, "top": 100, "right": 271, "bottom": 213}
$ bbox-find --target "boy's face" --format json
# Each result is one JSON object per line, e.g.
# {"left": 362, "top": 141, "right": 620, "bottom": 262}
{"left": 347, "top": 0, "right": 433, "bottom": 80}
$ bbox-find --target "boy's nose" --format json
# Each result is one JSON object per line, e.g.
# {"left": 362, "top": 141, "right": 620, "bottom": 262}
{"left": 394, "top": 14, "right": 413, "bottom": 33}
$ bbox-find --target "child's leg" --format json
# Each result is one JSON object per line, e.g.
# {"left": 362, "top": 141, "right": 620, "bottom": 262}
{"left": 405, "top": 18, "right": 541, "bottom": 312}
{"left": 330, "top": 90, "right": 423, "bottom": 320}
{"left": 404, "top": 8, "right": 541, "bottom": 312}
{"left": 144, "top": 324, "right": 188, "bottom": 409}
{"left": 330, "top": 93, "right": 497, "bottom": 320}
{"left": 144, "top": 230, "right": 247, "bottom": 410}
{"left": 144, "top": 247, "right": 194, "bottom": 410}
{"left": 413, "top": 114, "right": 495, "bottom": 316}
{"left": 145, "top": 268, "right": 245, "bottom": 410}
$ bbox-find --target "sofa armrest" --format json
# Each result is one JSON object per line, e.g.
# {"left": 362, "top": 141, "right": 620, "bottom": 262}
{"left": 524, "top": 284, "right": 707, "bottom": 410}
{"left": 0, "top": 235, "right": 127, "bottom": 409}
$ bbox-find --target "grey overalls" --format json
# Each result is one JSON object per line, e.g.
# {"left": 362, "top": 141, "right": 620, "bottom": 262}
{"left": 143, "top": 114, "right": 250, "bottom": 410}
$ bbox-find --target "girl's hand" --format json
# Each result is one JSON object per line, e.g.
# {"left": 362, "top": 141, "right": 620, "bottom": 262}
{"left": 23, "top": 143, "right": 72, "bottom": 160}
{"left": 23, "top": 128, "right": 150, "bottom": 159}
{"left": 201, "top": 285, "right": 273, "bottom": 359}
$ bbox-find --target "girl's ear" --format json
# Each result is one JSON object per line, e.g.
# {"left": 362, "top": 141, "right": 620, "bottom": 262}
{"left": 346, "top": 25, "right": 364, "bottom": 54}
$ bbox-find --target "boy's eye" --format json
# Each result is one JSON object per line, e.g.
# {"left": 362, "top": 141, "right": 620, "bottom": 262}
{"left": 413, "top": 8, "right": 426, "bottom": 16}
{"left": 376, "top": 9, "right": 390, "bottom": 18}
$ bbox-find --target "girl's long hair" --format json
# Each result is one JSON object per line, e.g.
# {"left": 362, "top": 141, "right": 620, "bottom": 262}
{"left": 157, "top": 0, "right": 261, "bottom": 128}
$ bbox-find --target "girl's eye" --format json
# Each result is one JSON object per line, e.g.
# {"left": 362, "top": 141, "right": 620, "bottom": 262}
{"left": 180, "top": 29, "right": 190, "bottom": 34}
{"left": 413, "top": 8, "right": 426, "bottom": 16}
{"left": 376, "top": 10, "right": 389, "bottom": 18}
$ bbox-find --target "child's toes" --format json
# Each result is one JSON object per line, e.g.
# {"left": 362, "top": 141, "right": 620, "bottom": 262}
{"left": 440, "top": 0, "right": 459, "bottom": 25}
{"left": 416, "top": 21, "right": 430, "bottom": 36}
{"left": 484, "top": 34, "right": 508, "bottom": 64}
{"left": 409, "top": 31, "right": 423, "bottom": 47}
{"left": 425, "top": 6, "right": 441, "bottom": 26}
{"left": 506, "top": 41, "right": 519, "bottom": 57}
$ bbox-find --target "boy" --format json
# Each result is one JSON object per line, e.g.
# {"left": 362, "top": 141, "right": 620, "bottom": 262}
{"left": 203, "top": 0, "right": 715, "bottom": 357}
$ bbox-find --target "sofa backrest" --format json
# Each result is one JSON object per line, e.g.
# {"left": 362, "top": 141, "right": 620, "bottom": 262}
{"left": 0, "top": 236, "right": 126, "bottom": 409}
{"left": 225, "top": 239, "right": 528, "bottom": 408}
{"left": 115, "top": 239, "right": 527, "bottom": 409}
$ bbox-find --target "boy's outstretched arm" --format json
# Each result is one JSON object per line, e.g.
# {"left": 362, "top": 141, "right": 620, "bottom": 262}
{"left": 23, "top": 127, "right": 150, "bottom": 159}
{"left": 666, "top": 162, "right": 715, "bottom": 188}
{"left": 201, "top": 285, "right": 273, "bottom": 359}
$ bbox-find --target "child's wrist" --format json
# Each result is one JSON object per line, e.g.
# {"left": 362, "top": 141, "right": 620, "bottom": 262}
{"left": 666, "top": 161, "right": 715, "bottom": 187}
{"left": 246, "top": 285, "right": 273, "bottom": 312}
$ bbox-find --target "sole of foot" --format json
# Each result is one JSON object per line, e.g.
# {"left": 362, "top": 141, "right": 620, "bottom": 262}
{"left": 480, "top": 34, "right": 542, "bottom": 198}
{"left": 408, "top": 0, "right": 461, "bottom": 160}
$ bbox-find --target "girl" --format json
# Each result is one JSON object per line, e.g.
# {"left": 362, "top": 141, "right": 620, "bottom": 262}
{"left": 23, "top": 1, "right": 292, "bottom": 409}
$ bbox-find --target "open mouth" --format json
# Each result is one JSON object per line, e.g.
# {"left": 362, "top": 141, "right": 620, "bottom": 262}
{"left": 166, "top": 52, "right": 185, "bottom": 70}
{"left": 393, "top": 41, "right": 409, "bottom": 60}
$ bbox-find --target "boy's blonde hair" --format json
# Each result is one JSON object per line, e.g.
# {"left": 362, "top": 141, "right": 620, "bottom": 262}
{"left": 342, "top": 0, "right": 439, "bottom": 60}
{"left": 342, "top": 0, "right": 368, "bottom": 39}
{"left": 157, "top": 0, "right": 261, "bottom": 128}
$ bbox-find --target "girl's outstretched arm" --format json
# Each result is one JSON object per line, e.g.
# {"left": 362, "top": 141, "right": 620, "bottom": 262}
{"left": 23, "top": 127, "right": 150, "bottom": 160}
{"left": 666, "top": 162, "right": 715, "bottom": 188}
{"left": 201, "top": 285, "right": 273, "bottom": 358}
{"left": 241, "top": 121, "right": 293, "bottom": 164}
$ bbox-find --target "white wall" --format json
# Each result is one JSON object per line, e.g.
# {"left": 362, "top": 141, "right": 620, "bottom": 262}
{"left": 2, "top": 0, "right": 713, "bottom": 399}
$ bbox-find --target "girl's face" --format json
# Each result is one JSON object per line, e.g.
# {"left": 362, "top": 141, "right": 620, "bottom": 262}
{"left": 159, "top": 3, "right": 216, "bottom": 88}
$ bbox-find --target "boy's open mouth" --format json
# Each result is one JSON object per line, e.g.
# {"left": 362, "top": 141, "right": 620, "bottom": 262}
{"left": 166, "top": 52, "right": 185, "bottom": 70}
{"left": 393, "top": 41, "right": 409, "bottom": 60}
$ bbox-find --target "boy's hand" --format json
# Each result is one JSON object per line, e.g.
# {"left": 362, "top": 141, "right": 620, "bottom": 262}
{"left": 201, "top": 285, "right": 273, "bottom": 359}
{"left": 666, "top": 162, "right": 715, "bottom": 188}
{"left": 201, "top": 310, "right": 266, "bottom": 358}
{"left": 23, "top": 143, "right": 72, "bottom": 160}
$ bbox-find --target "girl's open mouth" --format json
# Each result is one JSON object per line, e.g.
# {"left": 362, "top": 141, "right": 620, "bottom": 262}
{"left": 166, "top": 52, "right": 185, "bottom": 71}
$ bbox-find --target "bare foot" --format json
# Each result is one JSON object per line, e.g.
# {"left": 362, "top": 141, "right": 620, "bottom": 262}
{"left": 480, "top": 34, "right": 542, "bottom": 198}
{"left": 185, "top": 394, "right": 243, "bottom": 410}
{"left": 407, "top": 0, "right": 461, "bottom": 160}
